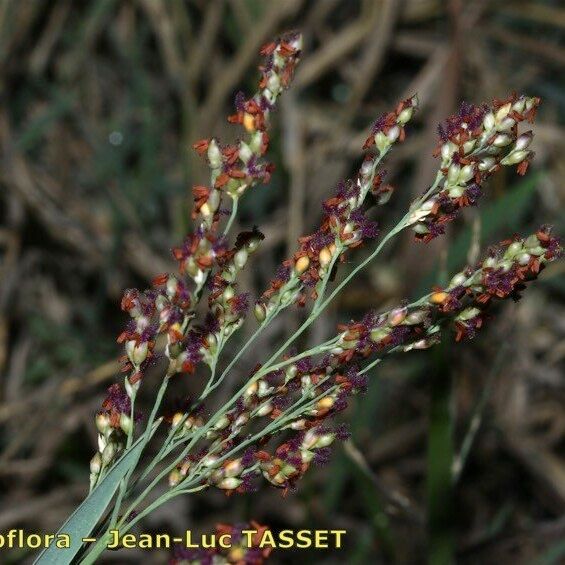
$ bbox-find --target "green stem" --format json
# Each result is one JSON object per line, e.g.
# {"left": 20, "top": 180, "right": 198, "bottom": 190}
{"left": 108, "top": 387, "right": 137, "bottom": 527}
{"left": 109, "top": 376, "right": 169, "bottom": 529}
{"left": 452, "top": 346, "right": 506, "bottom": 483}
{"left": 427, "top": 343, "right": 454, "bottom": 565}
{"left": 224, "top": 196, "right": 239, "bottom": 235}
{"left": 313, "top": 242, "right": 343, "bottom": 311}
{"left": 198, "top": 332, "right": 223, "bottom": 400}
{"left": 80, "top": 533, "right": 111, "bottom": 565}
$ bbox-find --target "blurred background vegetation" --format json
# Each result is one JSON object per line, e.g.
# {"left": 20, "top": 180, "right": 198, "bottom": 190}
{"left": 0, "top": 0, "right": 564, "bottom": 563}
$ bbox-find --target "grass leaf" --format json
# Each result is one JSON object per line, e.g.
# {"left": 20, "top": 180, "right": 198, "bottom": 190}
{"left": 33, "top": 430, "right": 154, "bottom": 565}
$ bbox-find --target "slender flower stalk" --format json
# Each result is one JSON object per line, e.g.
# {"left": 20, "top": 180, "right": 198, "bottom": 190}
{"left": 59, "top": 31, "right": 561, "bottom": 565}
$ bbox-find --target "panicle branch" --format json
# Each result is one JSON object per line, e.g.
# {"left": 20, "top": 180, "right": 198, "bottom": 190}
{"left": 409, "top": 95, "right": 540, "bottom": 241}
{"left": 90, "top": 32, "right": 302, "bottom": 487}
{"left": 257, "top": 95, "right": 418, "bottom": 316}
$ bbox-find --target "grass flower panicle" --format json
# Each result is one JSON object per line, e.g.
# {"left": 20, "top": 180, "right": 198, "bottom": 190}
{"left": 59, "top": 31, "right": 561, "bottom": 565}
{"left": 409, "top": 94, "right": 540, "bottom": 241}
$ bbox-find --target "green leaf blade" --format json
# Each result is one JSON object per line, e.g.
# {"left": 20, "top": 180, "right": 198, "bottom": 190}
{"left": 33, "top": 438, "right": 146, "bottom": 565}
